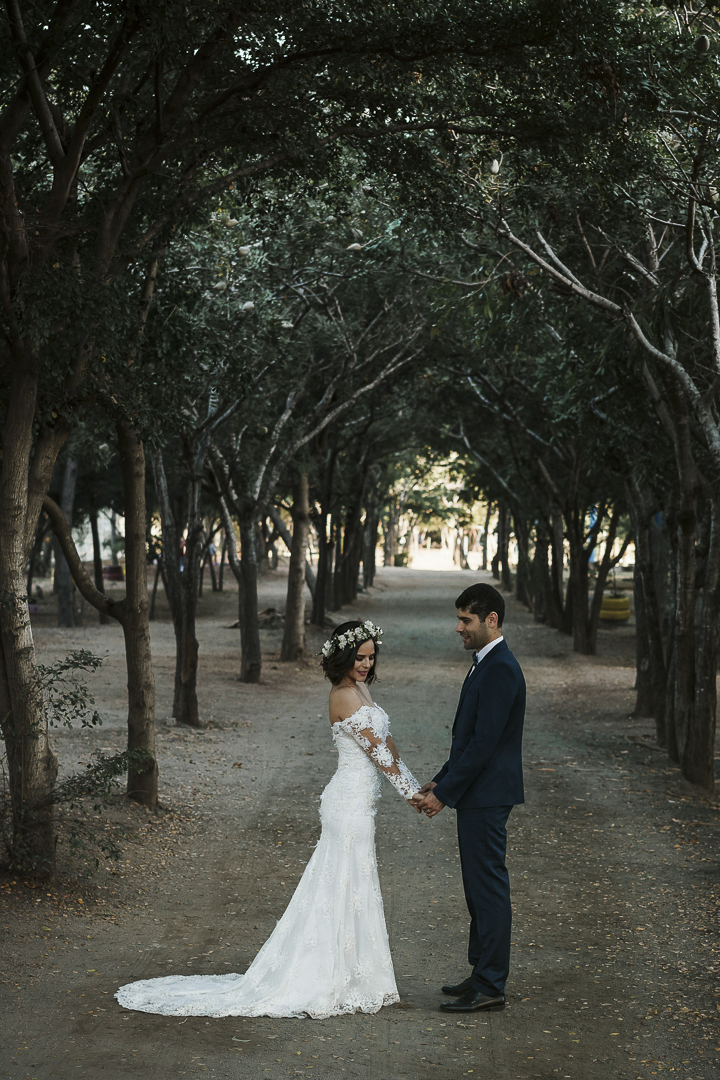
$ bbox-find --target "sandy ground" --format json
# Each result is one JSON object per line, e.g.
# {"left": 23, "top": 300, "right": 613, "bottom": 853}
{"left": 1, "top": 566, "right": 720, "bottom": 1080}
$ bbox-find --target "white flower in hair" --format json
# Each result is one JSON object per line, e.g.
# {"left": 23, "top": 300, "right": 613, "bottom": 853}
{"left": 319, "top": 620, "right": 384, "bottom": 659}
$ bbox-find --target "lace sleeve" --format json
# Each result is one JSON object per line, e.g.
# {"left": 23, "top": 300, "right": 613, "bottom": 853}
{"left": 341, "top": 711, "right": 421, "bottom": 800}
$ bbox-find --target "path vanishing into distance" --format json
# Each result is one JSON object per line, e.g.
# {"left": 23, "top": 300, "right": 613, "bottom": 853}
{"left": 2, "top": 567, "right": 719, "bottom": 1080}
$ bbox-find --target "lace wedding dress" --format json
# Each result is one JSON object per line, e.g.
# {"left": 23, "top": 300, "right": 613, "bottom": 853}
{"left": 116, "top": 703, "right": 420, "bottom": 1019}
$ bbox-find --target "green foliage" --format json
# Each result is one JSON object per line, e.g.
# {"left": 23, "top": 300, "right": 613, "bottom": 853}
{"left": 0, "top": 747, "right": 153, "bottom": 873}
{"left": 0, "top": 650, "right": 153, "bottom": 873}
{"left": 37, "top": 651, "right": 104, "bottom": 731}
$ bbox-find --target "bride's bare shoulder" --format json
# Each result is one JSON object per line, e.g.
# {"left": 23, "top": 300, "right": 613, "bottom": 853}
{"left": 329, "top": 685, "right": 369, "bottom": 725}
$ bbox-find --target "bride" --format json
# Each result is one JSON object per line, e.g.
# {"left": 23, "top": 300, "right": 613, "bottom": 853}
{"left": 116, "top": 619, "right": 421, "bottom": 1019}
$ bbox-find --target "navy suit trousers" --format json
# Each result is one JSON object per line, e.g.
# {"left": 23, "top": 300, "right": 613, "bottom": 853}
{"left": 456, "top": 805, "right": 513, "bottom": 996}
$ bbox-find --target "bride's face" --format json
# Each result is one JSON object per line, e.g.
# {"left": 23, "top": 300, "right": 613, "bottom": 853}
{"left": 348, "top": 639, "right": 375, "bottom": 683}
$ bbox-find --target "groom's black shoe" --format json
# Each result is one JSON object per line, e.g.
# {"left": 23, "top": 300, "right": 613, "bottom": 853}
{"left": 440, "top": 990, "right": 505, "bottom": 1013}
{"left": 441, "top": 976, "right": 474, "bottom": 996}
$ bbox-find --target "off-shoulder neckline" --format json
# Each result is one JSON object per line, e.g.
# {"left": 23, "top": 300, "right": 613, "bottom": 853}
{"left": 331, "top": 702, "right": 383, "bottom": 728}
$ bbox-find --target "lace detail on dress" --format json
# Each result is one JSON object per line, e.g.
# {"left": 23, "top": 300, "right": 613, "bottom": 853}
{"left": 115, "top": 701, "right": 413, "bottom": 1020}
{"left": 332, "top": 705, "right": 421, "bottom": 800}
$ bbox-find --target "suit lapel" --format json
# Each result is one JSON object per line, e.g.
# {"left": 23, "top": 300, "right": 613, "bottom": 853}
{"left": 457, "top": 660, "right": 481, "bottom": 709}
{"left": 457, "top": 639, "right": 508, "bottom": 709}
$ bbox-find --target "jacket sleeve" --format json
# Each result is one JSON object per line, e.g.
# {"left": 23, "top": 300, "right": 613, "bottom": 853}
{"left": 433, "top": 663, "right": 518, "bottom": 809}
{"left": 432, "top": 760, "right": 449, "bottom": 785}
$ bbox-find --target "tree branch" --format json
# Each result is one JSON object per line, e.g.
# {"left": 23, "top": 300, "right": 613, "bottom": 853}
{"left": 496, "top": 218, "right": 622, "bottom": 318}
{"left": 6, "top": 0, "right": 65, "bottom": 164}
{"left": 42, "top": 495, "right": 120, "bottom": 619}
{"left": 268, "top": 504, "right": 316, "bottom": 596}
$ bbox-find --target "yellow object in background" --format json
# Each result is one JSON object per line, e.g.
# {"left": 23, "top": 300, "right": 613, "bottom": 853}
{"left": 600, "top": 595, "right": 631, "bottom": 621}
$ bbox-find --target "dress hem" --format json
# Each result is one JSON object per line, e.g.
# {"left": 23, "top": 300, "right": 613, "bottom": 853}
{"left": 115, "top": 985, "right": 400, "bottom": 1020}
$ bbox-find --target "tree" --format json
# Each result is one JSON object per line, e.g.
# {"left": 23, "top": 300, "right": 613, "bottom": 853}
{"left": 280, "top": 473, "right": 312, "bottom": 662}
{"left": 463, "top": 5, "right": 720, "bottom": 790}
{"left": 0, "top": 0, "right": 664, "bottom": 869}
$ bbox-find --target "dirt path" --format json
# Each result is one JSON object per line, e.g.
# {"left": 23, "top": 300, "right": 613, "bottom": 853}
{"left": 2, "top": 567, "right": 719, "bottom": 1080}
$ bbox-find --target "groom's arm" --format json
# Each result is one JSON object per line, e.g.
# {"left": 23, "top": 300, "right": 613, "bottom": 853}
{"left": 432, "top": 665, "right": 517, "bottom": 808}
{"left": 432, "top": 760, "right": 449, "bottom": 785}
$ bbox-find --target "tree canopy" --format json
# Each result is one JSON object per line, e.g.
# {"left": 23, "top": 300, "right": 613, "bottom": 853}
{"left": 3, "top": 1, "right": 720, "bottom": 878}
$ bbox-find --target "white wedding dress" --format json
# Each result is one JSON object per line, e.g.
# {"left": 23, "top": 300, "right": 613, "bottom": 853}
{"left": 116, "top": 703, "right": 420, "bottom": 1019}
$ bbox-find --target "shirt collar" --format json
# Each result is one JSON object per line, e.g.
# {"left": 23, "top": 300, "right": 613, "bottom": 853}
{"left": 474, "top": 635, "right": 504, "bottom": 666}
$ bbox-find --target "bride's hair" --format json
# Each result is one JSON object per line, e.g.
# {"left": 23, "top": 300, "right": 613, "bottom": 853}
{"left": 320, "top": 620, "right": 380, "bottom": 686}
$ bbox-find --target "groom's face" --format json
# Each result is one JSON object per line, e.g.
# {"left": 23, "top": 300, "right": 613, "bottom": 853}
{"left": 455, "top": 607, "right": 497, "bottom": 652}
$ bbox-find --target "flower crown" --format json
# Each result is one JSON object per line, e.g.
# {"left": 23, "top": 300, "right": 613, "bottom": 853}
{"left": 320, "top": 620, "right": 383, "bottom": 659}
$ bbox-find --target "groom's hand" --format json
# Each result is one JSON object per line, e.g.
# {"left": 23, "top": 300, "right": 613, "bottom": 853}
{"left": 411, "top": 782, "right": 435, "bottom": 813}
{"left": 418, "top": 790, "right": 445, "bottom": 818}
{"left": 414, "top": 781, "right": 444, "bottom": 817}
{"left": 417, "top": 781, "right": 437, "bottom": 796}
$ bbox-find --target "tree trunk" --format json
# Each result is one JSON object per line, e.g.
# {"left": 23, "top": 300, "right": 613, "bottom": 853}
{"left": 325, "top": 528, "right": 336, "bottom": 612}
{"left": 566, "top": 510, "right": 591, "bottom": 654}
{"left": 586, "top": 508, "right": 630, "bottom": 656}
{"left": 198, "top": 551, "right": 206, "bottom": 598}
{"left": 664, "top": 516, "right": 679, "bottom": 762}
{"left": 151, "top": 440, "right": 208, "bottom": 727}
{"left": 535, "top": 519, "right": 564, "bottom": 629}
{"left": 632, "top": 555, "right": 653, "bottom": 714}
{"left": 500, "top": 508, "right": 512, "bottom": 592}
{"left": 0, "top": 363, "right": 60, "bottom": 877}
{"left": 55, "top": 458, "right": 79, "bottom": 627}
{"left": 150, "top": 449, "right": 186, "bottom": 720}
{"left": 333, "top": 492, "right": 365, "bottom": 608}
{"left": 0, "top": 615, "right": 57, "bottom": 877}
{"left": 649, "top": 512, "right": 669, "bottom": 634}
{"left": 493, "top": 504, "right": 512, "bottom": 590}
{"left": 177, "top": 559, "right": 202, "bottom": 726}
{"left": 312, "top": 516, "right": 330, "bottom": 627}
{"left": 117, "top": 423, "right": 158, "bottom": 805}
{"left": 670, "top": 450, "right": 698, "bottom": 773}
{"left": 89, "top": 508, "right": 110, "bottom": 625}
{"left": 383, "top": 512, "right": 395, "bottom": 567}
{"left": 531, "top": 525, "right": 549, "bottom": 623}
{"left": 256, "top": 519, "right": 270, "bottom": 576}
{"left": 26, "top": 512, "right": 49, "bottom": 605}
{"left": 218, "top": 537, "right": 227, "bottom": 591}
{"left": 268, "top": 504, "right": 316, "bottom": 598}
{"left": 346, "top": 511, "right": 365, "bottom": 602}
{"left": 281, "top": 474, "right": 310, "bottom": 661}
{"left": 149, "top": 559, "right": 162, "bottom": 620}
{"left": 237, "top": 512, "right": 262, "bottom": 683}
{"left": 480, "top": 503, "right": 491, "bottom": 571}
{"left": 685, "top": 492, "right": 720, "bottom": 792}
{"left": 513, "top": 512, "right": 533, "bottom": 610}
{"left": 215, "top": 495, "right": 261, "bottom": 683}
{"left": 332, "top": 517, "right": 344, "bottom": 610}
{"left": 208, "top": 547, "right": 218, "bottom": 592}
{"left": 363, "top": 505, "right": 379, "bottom": 589}
{"left": 550, "top": 511, "right": 569, "bottom": 632}
{"left": 627, "top": 484, "right": 666, "bottom": 742}
{"left": 110, "top": 512, "right": 121, "bottom": 566}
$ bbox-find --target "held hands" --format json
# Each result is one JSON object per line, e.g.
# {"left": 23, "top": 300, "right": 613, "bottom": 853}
{"left": 410, "top": 781, "right": 445, "bottom": 819}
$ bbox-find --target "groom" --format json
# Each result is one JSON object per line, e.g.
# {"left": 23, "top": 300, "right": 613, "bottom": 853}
{"left": 413, "top": 582, "right": 526, "bottom": 1014}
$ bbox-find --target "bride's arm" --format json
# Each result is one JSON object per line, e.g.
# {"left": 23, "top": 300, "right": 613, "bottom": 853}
{"left": 336, "top": 703, "right": 421, "bottom": 800}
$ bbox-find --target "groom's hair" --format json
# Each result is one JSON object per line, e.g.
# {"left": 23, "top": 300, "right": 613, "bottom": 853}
{"left": 455, "top": 583, "right": 505, "bottom": 627}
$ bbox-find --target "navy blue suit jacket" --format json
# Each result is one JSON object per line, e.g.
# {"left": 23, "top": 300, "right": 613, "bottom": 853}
{"left": 432, "top": 639, "right": 525, "bottom": 809}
